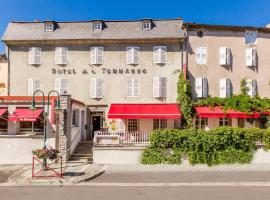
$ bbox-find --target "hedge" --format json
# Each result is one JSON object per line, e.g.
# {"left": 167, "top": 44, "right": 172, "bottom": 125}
{"left": 141, "top": 127, "right": 270, "bottom": 166}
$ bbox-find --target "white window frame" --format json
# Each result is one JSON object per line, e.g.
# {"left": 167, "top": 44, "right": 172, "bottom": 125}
{"left": 195, "top": 116, "right": 208, "bottom": 129}
{"left": 27, "top": 78, "right": 41, "bottom": 96}
{"left": 90, "top": 46, "right": 104, "bottom": 65}
{"left": 55, "top": 78, "right": 69, "bottom": 95}
{"left": 29, "top": 47, "right": 41, "bottom": 65}
{"left": 153, "top": 46, "right": 167, "bottom": 64}
{"left": 93, "top": 21, "right": 102, "bottom": 31}
{"left": 246, "top": 79, "right": 257, "bottom": 98}
{"left": 55, "top": 47, "right": 68, "bottom": 65}
{"left": 195, "top": 77, "right": 208, "bottom": 98}
{"left": 153, "top": 119, "right": 167, "bottom": 130}
{"left": 219, "top": 78, "right": 232, "bottom": 98}
{"left": 245, "top": 30, "right": 257, "bottom": 45}
{"left": 245, "top": 48, "right": 256, "bottom": 67}
{"left": 126, "top": 46, "right": 139, "bottom": 65}
{"left": 127, "top": 119, "right": 139, "bottom": 132}
{"left": 45, "top": 22, "right": 54, "bottom": 32}
{"left": 219, "top": 118, "right": 232, "bottom": 126}
{"left": 90, "top": 78, "right": 103, "bottom": 99}
{"left": 219, "top": 47, "right": 231, "bottom": 66}
{"left": 153, "top": 77, "right": 167, "bottom": 98}
{"left": 142, "top": 20, "right": 152, "bottom": 30}
{"left": 126, "top": 78, "right": 140, "bottom": 97}
{"left": 196, "top": 47, "right": 207, "bottom": 65}
{"left": 72, "top": 109, "right": 80, "bottom": 127}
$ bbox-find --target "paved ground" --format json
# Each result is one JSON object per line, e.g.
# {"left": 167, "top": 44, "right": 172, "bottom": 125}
{"left": 0, "top": 186, "right": 270, "bottom": 200}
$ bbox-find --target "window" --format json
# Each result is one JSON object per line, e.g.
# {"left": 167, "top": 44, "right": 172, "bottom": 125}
{"left": 246, "top": 48, "right": 256, "bottom": 67}
{"left": 126, "top": 78, "right": 140, "bottom": 97}
{"left": 153, "top": 119, "right": 167, "bottom": 130}
{"left": 29, "top": 47, "right": 41, "bottom": 65}
{"left": 142, "top": 20, "right": 152, "bottom": 30}
{"left": 127, "top": 119, "right": 139, "bottom": 132}
{"left": 126, "top": 46, "right": 139, "bottom": 65}
{"left": 93, "top": 21, "right": 102, "bottom": 31}
{"left": 246, "top": 79, "right": 257, "bottom": 98}
{"left": 245, "top": 30, "right": 257, "bottom": 45}
{"left": 90, "top": 78, "right": 103, "bottom": 99}
{"left": 45, "top": 22, "right": 54, "bottom": 32}
{"left": 27, "top": 78, "right": 41, "bottom": 96}
{"left": 219, "top": 118, "right": 232, "bottom": 126}
{"left": 153, "top": 77, "right": 167, "bottom": 98}
{"left": 55, "top": 78, "right": 69, "bottom": 95}
{"left": 196, "top": 47, "right": 207, "bottom": 65}
{"left": 238, "top": 118, "right": 245, "bottom": 128}
{"left": 195, "top": 115, "right": 208, "bottom": 129}
{"left": 72, "top": 109, "right": 79, "bottom": 127}
{"left": 195, "top": 77, "right": 208, "bottom": 98}
{"left": 153, "top": 46, "right": 167, "bottom": 64}
{"left": 20, "top": 120, "right": 44, "bottom": 132}
{"left": 0, "top": 112, "right": 7, "bottom": 130}
{"left": 55, "top": 47, "right": 68, "bottom": 65}
{"left": 90, "top": 47, "right": 104, "bottom": 65}
{"left": 219, "top": 78, "right": 232, "bottom": 98}
{"left": 219, "top": 47, "right": 231, "bottom": 66}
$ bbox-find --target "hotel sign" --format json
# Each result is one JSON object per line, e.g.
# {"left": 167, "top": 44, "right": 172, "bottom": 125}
{"left": 52, "top": 67, "right": 147, "bottom": 75}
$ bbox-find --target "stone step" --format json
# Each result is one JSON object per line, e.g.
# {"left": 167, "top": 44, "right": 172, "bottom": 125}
{"left": 69, "top": 157, "right": 91, "bottom": 161}
{"left": 68, "top": 160, "right": 92, "bottom": 164}
{"left": 70, "top": 155, "right": 92, "bottom": 159}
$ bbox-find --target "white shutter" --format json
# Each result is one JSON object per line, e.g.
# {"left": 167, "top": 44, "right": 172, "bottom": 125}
{"left": 159, "top": 77, "right": 167, "bottom": 97}
{"left": 246, "top": 79, "right": 257, "bottom": 97}
{"left": 246, "top": 48, "right": 256, "bottom": 67}
{"left": 126, "top": 78, "right": 139, "bottom": 97}
{"left": 195, "top": 77, "right": 203, "bottom": 98}
{"left": 97, "top": 47, "right": 104, "bottom": 64}
{"left": 126, "top": 78, "right": 133, "bottom": 97}
{"left": 202, "top": 78, "right": 208, "bottom": 98}
{"left": 245, "top": 31, "right": 257, "bottom": 45}
{"left": 219, "top": 78, "right": 227, "bottom": 98}
{"left": 27, "top": 78, "right": 34, "bottom": 96}
{"left": 90, "top": 78, "right": 103, "bottom": 99}
{"left": 61, "top": 79, "right": 69, "bottom": 95}
{"left": 90, "top": 47, "right": 104, "bottom": 65}
{"left": 196, "top": 47, "right": 207, "bottom": 65}
{"left": 220, "top": 47, "right": 230, "bottom": 66}
{"left": 252, "top": 80, "right": 257, "bottom": 97}
{"left": 133, "top": 78, "right": 139, "bottom": 97}
{"left": 55, "top": 78, "right": 61, "bottom": 94}
{"left": 29, "top": 47, "right": 41, "bottom": 65}
{"left": 153, "top": 77, "right": 160, "bottom": 97}
{"left": 96, "top": 78, "right": 103, "bottom": 98}
{"left": 126, "top": 46, "right": 139, "bottom": 65}
{"left": 153, "top": 46, "right": 167, "bottom": 64}
{"left": 34, "top": 48, "right": 41, "bottom": 65}
{"left": 55, "top": 47, "right": 62, "bottom": 65}
{"left": 90, "top": 78, "right": 96, "bottom": 98}
{"left": 90, "top": 47, "right": 97, "bottom": 64}
{"left": 133, "top": 47, "right": 139, "bottom": 64}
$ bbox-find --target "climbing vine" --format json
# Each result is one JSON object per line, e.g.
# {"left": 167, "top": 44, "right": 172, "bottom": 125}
{"left": 177, "top": 72, "right": 194, "bottom": 127}
{"left": 240, "top": 78, "right": 249, "bottom": 95}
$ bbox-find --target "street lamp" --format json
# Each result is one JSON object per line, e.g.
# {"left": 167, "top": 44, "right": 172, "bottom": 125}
{"left": 29, "top": 90, "right": 62, "bottom": 168}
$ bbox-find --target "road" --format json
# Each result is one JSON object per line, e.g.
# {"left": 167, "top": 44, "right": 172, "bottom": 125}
{"left": 1, "top": 171, "right": 270, "bottom": 200}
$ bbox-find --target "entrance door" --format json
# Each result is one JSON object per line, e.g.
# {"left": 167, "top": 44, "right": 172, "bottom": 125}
{"left": 92, "top": 116, "right": 102, "bottom": 139}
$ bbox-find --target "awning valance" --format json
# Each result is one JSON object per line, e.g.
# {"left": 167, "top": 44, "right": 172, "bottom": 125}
{"left": 9, "top": 108, "right": 43, "bottom": 122}
{"left": 0, "top": 108, "right": 7, "bottom": 117}
{"left": 108, "top": 104, "right": 181, "bottom": 119}
{"left": 195, "top": 106, "right": 266, "bottom": 119}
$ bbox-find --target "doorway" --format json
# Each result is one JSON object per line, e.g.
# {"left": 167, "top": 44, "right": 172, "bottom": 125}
{"left": 91, "top": 115, "right": 102, "bottom": 139}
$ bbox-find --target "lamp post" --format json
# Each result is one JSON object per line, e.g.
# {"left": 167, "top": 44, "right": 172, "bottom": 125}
{"left": 29, "top": 90, "right": 62, "bottom": 168}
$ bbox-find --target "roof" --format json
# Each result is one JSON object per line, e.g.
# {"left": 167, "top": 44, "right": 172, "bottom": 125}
{"left": 183, "top": 22, "right": 270, "bottom": 33}
{"left": 2, "top": 18, "right": 184, "bottom": 42}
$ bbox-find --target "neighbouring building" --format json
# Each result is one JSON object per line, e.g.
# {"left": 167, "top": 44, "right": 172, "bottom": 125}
{"left": 0, "top": 54, "right": 8, "bottom": 95}
{"left": 183, "top": 23, "right": 270, "bottom": 130}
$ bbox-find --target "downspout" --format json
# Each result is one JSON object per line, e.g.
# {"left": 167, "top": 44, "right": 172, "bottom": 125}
{"left": 185, "top": 24, "right": 189, "bottom": 80}
{"left": 6, "top": 45, "right": 10, "bottom": 96}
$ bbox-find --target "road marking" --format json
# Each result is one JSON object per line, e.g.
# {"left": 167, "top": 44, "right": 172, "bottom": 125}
{"left": 79, "top": 182, "right": 270, "bottom": 187}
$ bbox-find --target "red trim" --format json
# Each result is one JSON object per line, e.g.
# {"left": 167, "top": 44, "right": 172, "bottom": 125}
{"left": 108, "top": 104, "right": 181, "bottom": 119}
{"left": 195, "top": 106, "right": 267, "bottom": 119}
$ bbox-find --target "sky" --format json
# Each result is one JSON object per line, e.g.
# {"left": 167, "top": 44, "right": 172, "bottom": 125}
{"left": 1, "top": 0, "right": 270, "bottom": 52}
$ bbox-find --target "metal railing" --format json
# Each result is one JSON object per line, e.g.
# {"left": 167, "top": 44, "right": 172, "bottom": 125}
{"left": 94, "top": 131, "right": 151, "bottom": 147}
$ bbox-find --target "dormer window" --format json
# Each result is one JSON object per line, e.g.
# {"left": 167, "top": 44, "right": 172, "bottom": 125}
{"left": 44, "top": 22, "right": 54, "bottom": 32}
{"left": 142, "top": 20, "right": 152, "bottom": 30}
{"left": 93, "top": 21, "right": 103, "bottom": 31}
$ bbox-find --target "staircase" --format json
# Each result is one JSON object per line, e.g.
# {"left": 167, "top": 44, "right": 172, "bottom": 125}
{"left": 69, "top": 141, "right": 93, "bottom": 163}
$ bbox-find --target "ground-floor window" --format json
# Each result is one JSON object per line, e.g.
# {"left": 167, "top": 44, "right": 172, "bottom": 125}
{"left": 72, "top": 109, "right": 79, "bottom": 127}
{"left": 238, "top": 118, "right": 245, "bottom": 128}
{"left": 195, "top": 115, "right": 208, "bottom": 129}
{"left": 20, "top": 120, "right": 44, "bottom": 132}
{"left": 0, "top": 118, "right": 7, "bottom": 130}
{"left": 127, "top": 119, "right": 139, "bottom": 132}
{"left": 153, "top": 119, "right": 167, "bottom": 130}
{"left": 219, "top": 118, "right": 232, "bottom": 126}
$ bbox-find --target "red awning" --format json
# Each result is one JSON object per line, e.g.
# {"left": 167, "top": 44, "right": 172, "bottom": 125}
{"left": 195, "top": 106, "right": 266, "bottom": 119}
{"left": 108, "top": 104, "right": 181, "bottom": 119}
{"left": 9, "top": 108, "right": 43, "bottom": 122}
{"left": 0, "top": 108, "right": 7, "bottom": 117}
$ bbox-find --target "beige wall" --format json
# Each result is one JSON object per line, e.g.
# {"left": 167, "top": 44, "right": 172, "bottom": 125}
{"left": 0, "top": 61, "right": 8, "bottom": 96}
{"left": 187, "top": 30, "right": 270, "bottom": 98}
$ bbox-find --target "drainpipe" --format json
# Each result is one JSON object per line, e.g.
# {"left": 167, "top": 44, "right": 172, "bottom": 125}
{"left": 185, "top": 24, "right": 189, "bottom": 80}
{"left": 6, "top": 45, "right": 10, "bottom": 96}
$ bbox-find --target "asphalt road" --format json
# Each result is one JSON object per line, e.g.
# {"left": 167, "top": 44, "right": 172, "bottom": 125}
{"left": 1, "top": 171, "right": 270, "bottom": 200}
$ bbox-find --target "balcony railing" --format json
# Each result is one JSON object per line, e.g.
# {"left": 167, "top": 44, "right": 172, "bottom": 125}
{"left": 94, "top": 131, "right": 151, "bottom": 147}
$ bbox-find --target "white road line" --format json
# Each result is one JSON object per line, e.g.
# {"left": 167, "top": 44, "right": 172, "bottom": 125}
{"left": 79, "top": 182, "right": 270, "bottom": 187}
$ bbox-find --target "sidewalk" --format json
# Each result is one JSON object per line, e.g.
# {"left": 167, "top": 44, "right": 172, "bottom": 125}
{"left": 0, "top": 163, "right": 107, "bottom": 186}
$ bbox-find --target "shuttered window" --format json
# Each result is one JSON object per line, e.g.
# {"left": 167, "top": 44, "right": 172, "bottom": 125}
{"left": 195, "top": 77, "right": 208, "bottom": 98}
{"left": 196, "top": 47, "right": 207, "bottom": 65}
{"left": 126, "top": 78, "right": 140, "bottom": 97}
{"left": 246, "top": 79, "right": 257, "bottom": 98}
{"left": 90, "top": 78, "right": 103, "bottom": 99}
{"left": 126, "top": 46, "right": 139, "bottom": 65}
{"left": 55, "top": 47, "right": 68, "bottom": 65}
{"left": 219, "top": 47, "right": 231, "bottom": 66}
{"left": 219, "top": 78, "right": 232, "bottom": 98}
{"left": 246, "top": 48, "right": 256, "bottom": 67}
{"left": 90, "top": 47, "right": 104, "bottom": 65}
{"left": 29, "top": 47, "right": 41, "bottom": 65}
{"left": 245, "top": 31, "right": 257, "bottom": 45}
{"left": 55, "top": 78, "right": 69, "bottom": 95}
{"left": 153, "top": 77, "right": 167, "bottom": 98}
{"left": 153, "top": 46, "right": 167, "bottom": 64}
{"left": 27, "top": 78, "right": 41, "bottom": 96}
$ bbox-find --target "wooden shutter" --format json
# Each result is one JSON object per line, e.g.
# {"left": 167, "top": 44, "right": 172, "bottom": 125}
{"left": 55, "top": 47, "right": 62, "bottom": 64}
{"left": 159, "top": 77, "right": 167, "bottom": 97}
{"left": 96, "top": 78, "right": 103, "bottom": 98}
{"left": 90, "top": 78, "right": 103, "bottom": 99}
{"left": 126, "top": 78, "right": 133, "bottom": 97}
{"left": 247, "top": 79, "right": 257, "bottom": 98}
{"left": 219, "top": 78, "right": 227, "bottom": 98}
{"left": 153, "top": 46, "right": 167, "bottom": 64}
{"left": 160, "top": 46, "right": 167, "bottom": 63}
{"left": 153, "top": 46, "right": 159, "bottom": 64}
{"left": 202, "top": 78, "right": 208, "bottom": 98}
{"left": 61, "top": 79, "right": 69, "bottom": 95}
{"left": 29, "top": 48, "right": 35, "bottom": 65}
{"left": 34, "top": 48, "right": 41, "bottom": 65}
{"left": 27, "top": 78, "right": 34, "bottom": 96}
{"left": 55, "top": 78, "right": 61, "bottom": 94}
{"left": 252, "top": 80, "right": 257, "bottom": 97}
{"left": 220, "top": 47, "right": 230, "bottom": 65}
{"left": 153, "top": 77, "right": 160, "bottom": 97}
{"left": 126, "top": 47, "right": 133, "bottom": 64}
{"left": 133, "top": 78, "right": 139, "bottom": 97}
{"left": 97, "top": 47, "right": 104, "bottom": 64}
{"left": 226, "top": 79, "right": 232, "bottom": 97}
{"left": 61, "top": 47, "right": 68, "bottom": 65}
{"left": 195, "top": 77, "right": 203, "bottom": 98}
{"left": 90, "top": 78, "right": 96, "bottom": 98}
{"left": 90, "top": 47, "right": 96, "bottom": 64}
{"left": 196, "top": 47, "right": 207, "bottom": 65}
{"left": 246, "top": 48, "right": 256, "bottom": 67}
{"left": 133, "top": 47, "right": 139, "bottom": 64}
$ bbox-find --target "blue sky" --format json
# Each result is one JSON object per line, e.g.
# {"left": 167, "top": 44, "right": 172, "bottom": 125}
{"left": 1, "top": 0, "right": 270, "bottom": 52}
